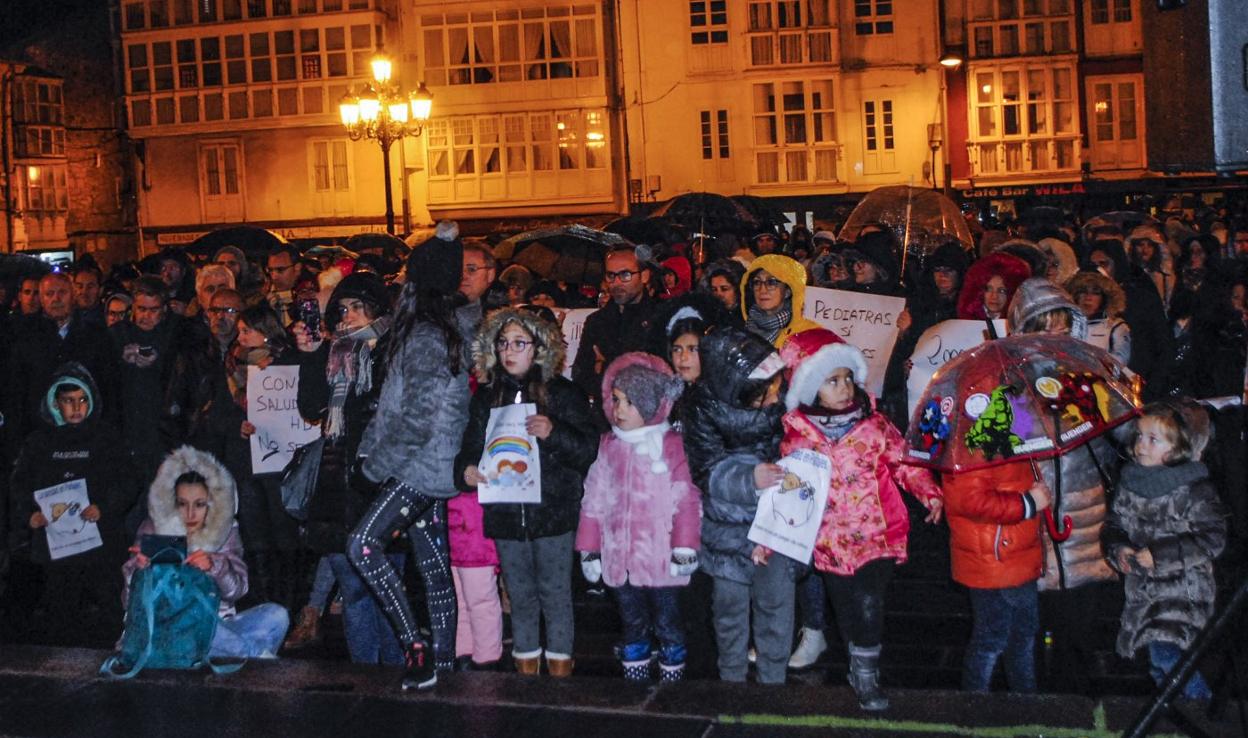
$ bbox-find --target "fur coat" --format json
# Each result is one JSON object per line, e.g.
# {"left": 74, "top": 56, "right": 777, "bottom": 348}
{"left": 122, "top": 446, "right": 247, "bottom": 617}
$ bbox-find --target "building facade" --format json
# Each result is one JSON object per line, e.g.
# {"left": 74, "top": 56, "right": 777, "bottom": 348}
{"left": 1, "top": 63, "right": 69, "bottom": 253}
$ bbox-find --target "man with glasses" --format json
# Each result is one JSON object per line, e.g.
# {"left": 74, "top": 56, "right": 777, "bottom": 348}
{"left": 104, "top": 292, "right": 133, "bottom": 329}
{"left": 571, "top": 245, "right": 655, "bottom": 411}
{"left": 266, "top": 245, "right": 302, "bottom": 325}
{"left": 206, "top": 289, "right": 245, "bottom": 359}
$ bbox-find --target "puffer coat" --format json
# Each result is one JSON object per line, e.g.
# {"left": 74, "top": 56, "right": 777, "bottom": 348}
{"left": 682, "top": 328, "right": 788, "bottom": 584}
{"left": 1103, "top": 461, "right": 1226, "bottom": 657}
{"left": 943, "top": 460, "right": 1044, "bottom": 590}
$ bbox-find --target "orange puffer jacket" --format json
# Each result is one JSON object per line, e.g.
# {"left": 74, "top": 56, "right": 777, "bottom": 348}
{"left": 943, "top": 460, "right": 1043, "bottom": 590}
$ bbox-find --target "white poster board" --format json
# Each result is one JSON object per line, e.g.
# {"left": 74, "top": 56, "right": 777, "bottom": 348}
{"left": 559, "top": 308, "right": 596, "bottom": 380}
{"left": 802, "top": 287, "right": 907, "bottom": 396}
{"left": 248, "top": 365, "right": 321, "bottom": 475}
{"left": 747, "top": 448, "right": 833, "bottom": 564}
{"left": 34, "top": 479, "right": 102, "bottom": 560}
{"left": 906, "top": 319, "right": 1008, "bottom": 420}
{"left": 477, "top": 403, "right": 543, "bottom": 504}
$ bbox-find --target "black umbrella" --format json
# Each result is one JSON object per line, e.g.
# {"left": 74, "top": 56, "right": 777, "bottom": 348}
{"left": 731, "top": 195, "right": 788, "bottom": 231}
{"left": 604, "top": 216, "right": 686, "bottom": 247}
{"left": 186, "top": 226, "right": 289, "bottom": 263}
{"left": 494, "top": 225, "right": 630, "bottom": 285}
{"left": 651, "top": 192, "right": 759, "bottom": 237}
{"left": 0, "top": 253, "right": 53, "bottom": 283}
{"left": 343, "top": 233, "right": 410, "bottom": 260}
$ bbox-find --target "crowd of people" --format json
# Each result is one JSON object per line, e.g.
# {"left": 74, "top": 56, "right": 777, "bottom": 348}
{"left": 0, "top": 199, "right": 1244, "bottom": 706}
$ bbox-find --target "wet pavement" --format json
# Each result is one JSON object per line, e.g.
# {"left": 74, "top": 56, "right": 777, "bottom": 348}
{"left": 0, "top": 644, "right": 1243, "bottom": 738}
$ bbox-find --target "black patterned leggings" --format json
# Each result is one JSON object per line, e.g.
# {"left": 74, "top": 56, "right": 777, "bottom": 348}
{"left": 347, "top": 478, "right": 458, "bottom": 670}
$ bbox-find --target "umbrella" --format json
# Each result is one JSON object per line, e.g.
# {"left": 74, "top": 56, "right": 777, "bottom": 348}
{"left": 1081, "top": 211, "right": 1159, "bottom": 245}
{"left": 343, "top": 233, "right": 409, "bottom": 260}
{"left": 839, "top": 185, "right": 974, "bottom": 274}
{"left": 650, "top": 192, "right": 759, "bottom": 237}
{"left": 731, "top": 195, "right": 789, "bottom": 231}
{"left": 186, "top": 226, "right": 288, "bottom": 263}
{"left": 905, "top": 334, "right": 1141, "bottom": 536}
{"left": 494, "top": 225, "right": 630, "bottom": 285}
{"left": 604, "top": 215, "right": 687, "bottom": 247}
{"left": 0, "top": 253, "right": 53, "bottom": 283}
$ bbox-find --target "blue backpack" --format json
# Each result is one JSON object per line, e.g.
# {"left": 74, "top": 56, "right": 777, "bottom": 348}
{"left": 100, "top": 558, "right": 243, "bottom": 678}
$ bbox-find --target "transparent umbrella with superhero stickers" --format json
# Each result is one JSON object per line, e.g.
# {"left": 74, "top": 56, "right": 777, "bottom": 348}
{"left": 838, "top": 185, "right": 974, "bottom": 277}
{"left": 904, "top": 334, "right": 1141, "bottom": 536}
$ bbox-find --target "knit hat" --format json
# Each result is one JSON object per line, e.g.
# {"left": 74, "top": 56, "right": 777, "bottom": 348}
{"left": 842, "top": 230, "right": 899, "bottom": 284}
{"left": 326, "top": 271, "right": 390, "bottom": 330}
{"left": 812, "top": 230, "right": 837, "bottom": 245}
{"left": 604, "top": 353, "right": 683, "bottom": 425}
{"left": 405, "top": 220, "right": 464, "bottom": 299}
{"left": 780, "top": 327, "right": 866, "bottom": 411}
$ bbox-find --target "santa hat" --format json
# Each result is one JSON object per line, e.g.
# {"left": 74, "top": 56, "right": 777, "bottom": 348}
{"left": 781, "top": 328, "right": 867, "bottom": 411}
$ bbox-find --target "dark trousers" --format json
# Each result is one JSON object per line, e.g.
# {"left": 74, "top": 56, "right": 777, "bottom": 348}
{"left": 963, "top": 582, "right": 1039, "bottom": 693}
{"left": 823, "top": 558, "right": 895, "bottom": 649}
{"left": 613, "top": 583, "right": 685, "bottom": 651}
{"left": 347, "top": 478, "right": 457, "bottom": 670}
{"left": 41, "top": 554, "right": 124, "bottom": 648}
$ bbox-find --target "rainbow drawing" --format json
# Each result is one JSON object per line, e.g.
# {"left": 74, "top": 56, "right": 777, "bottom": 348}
{"left": 487, "top": 436, "right": 532, "bottom": 458}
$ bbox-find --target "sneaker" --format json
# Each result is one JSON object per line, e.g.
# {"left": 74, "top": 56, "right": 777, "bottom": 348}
{"left": 401, "top": 642, "right": 437, "bottom": 691}
{"left": 788, "top": 627, "right": 828, "bottom": 670}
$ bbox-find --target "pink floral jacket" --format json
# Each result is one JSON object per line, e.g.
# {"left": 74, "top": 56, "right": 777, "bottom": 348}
{"left": 576, "top": 429, "right": 702, "bottom": 588}
{"left": 780, "top": 410, "right": 941, "bottom": 576}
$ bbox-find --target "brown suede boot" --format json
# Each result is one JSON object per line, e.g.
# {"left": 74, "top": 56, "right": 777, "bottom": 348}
{"left": 546, "top": 652, "right": 574, "bottom": 678}
{"left": 513, "top": 650, "right": 542, "bottom": 675}
{"left": 283, "top": 606, "right": 322, "bottom": 650}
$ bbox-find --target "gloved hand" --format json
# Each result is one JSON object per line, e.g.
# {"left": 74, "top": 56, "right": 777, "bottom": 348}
{"left": 580, "top": 552, "right": 602, "bottom": 583}
{"left": 669, "top": 547, "right": 698, "bottom": 577}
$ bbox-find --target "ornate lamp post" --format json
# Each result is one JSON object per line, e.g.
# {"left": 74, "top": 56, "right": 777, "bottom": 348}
{"left": 339, "top": 53, "right": 433, "bottom": 235}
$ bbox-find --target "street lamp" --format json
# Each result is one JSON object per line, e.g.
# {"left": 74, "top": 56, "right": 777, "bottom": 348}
{"left": 339, "top": 52, "right": 433, "bottom": 235}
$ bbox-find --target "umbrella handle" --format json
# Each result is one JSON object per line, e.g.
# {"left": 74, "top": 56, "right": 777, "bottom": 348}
{"left": 1044, "top": 509, "right": 1074, "bottom": 542}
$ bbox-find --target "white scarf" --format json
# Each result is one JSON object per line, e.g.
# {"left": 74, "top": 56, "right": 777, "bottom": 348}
{"left": 611, "top": 421, "right": 671, "bottom": 473}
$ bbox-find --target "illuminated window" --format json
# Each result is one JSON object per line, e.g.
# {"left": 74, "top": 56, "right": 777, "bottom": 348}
{"left": 752, "top": 80, "right": 838, "bottom": 184}
{"left": 969, "top": 63, "right": 1079, "bottom": 175}
{"left": 747, "top": 0, "right": 832, "bottom": 66}
{"left": 310, "top": 139, "right": 351, "bottom": 192}
{"left": 20, "top": 165, "right": 69, "bottom": 214}
{"left": 427, "top": 109, "right": 606, "bottom": 179}
{"left": 421, "top": 6, "right": 601, "bottom": 87}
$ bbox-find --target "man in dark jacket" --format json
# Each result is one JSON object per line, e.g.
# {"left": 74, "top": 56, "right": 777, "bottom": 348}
{"left": 12, "top": 363, "right": 136, "bottom": 647}
{"left": 3, "top": 272, "right": 121, "bottom": 460}
{"left": 572, "top": 245, "right": 656, "bottom": 412}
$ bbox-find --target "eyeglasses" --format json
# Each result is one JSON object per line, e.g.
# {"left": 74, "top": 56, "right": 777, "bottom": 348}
{"left": 207, "top": 307, "right": 240, "bottom": 316}
{"left": 495, "top": 337, "right": 534, "bottom": 352}
{"left": 463, "top": 263, "right": 492, "bottom": 275}
{"left": 604, "top": 270, "right": 640, "bottom": 283}
{"left": 750, "top": 277, "right": 784, "bottom": 291}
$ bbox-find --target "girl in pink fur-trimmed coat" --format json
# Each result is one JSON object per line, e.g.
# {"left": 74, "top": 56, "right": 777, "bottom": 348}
{"left": 576, "top": 352, "right": 702, "bottom": 682}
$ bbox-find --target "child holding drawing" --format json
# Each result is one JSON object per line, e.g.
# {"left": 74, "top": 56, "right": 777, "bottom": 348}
{"left": 576, "top": 352, "right": 702, "bottom": 682}
{"left": 16, "top": 363, "right": 137, "bottom": 647}
{"left": 454, "top": 306, "right": 598, "bottom": 678}
{"left": 778, "top": 329, "right": 942, "bottom": 710}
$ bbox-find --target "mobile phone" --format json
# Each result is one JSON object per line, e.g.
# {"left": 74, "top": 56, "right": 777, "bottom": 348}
{"left": 138, "top": 345, "right": 156, "bottom": 358}
{"left": 299, "top": 298, "right": 321, "bottom": 336}
{"left": 140, "top": 534, "right": 187, "bottom": 565}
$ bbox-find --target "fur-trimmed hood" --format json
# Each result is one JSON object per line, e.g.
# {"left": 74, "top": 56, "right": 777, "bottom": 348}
{"left": 472, "top": 306, "right": 566, "bottom": 383}
{"left": 601, "top": 351, "right": 683, "bottom": 425}
{"left": 147, "top": 446, "right": 238, "bottom": 553}
{"left": 957, "top": 252, "right": 1031, "bottom": 320}
{"left": 1065, "top": 271, "right": 1126, "bottom": 320}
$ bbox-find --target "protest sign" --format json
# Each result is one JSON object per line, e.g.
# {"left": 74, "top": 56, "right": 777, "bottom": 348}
{"left": 747, "top": 448, "right": 832, "bottom": 564}
{"left": 35, "top": 479, "right": 102, "bottom": 560}
{"left": 906, "top": 319, "right": 1008, "bottom": 420}
{"left": 560, "top": 308, "right": 595, "bottom": 380}
{"left": 478, "top": 403, "right": 543, "bottom": 504}
{"left": 802, "top": 286, "right": 906, "bottom": 396}
{"left": 248, "top": 365, "right": 321, "bottom": 475}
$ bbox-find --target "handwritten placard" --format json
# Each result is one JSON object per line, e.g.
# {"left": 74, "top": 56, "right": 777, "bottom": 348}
{"left": 559, "top": 308, "right": 596, "bottom": 380}
{"left": 906, "top": 319, "right": 1008, "bottom": 420}
{"left": 802, "top": 287, "right": 907, "bottom": 396}
{"left": 248, "top": 365, "right": 321, "bottom": 475}
{"left": 35, "top": 479, "right": 102, "bottom": 560}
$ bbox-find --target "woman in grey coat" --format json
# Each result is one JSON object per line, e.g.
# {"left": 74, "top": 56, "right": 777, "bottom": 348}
{"left": 347, "top": 236, "right": 472, "bottom": 692}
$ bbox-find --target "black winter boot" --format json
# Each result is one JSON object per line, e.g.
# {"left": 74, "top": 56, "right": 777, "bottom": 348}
{"left": 401, "top": 640, "right": 437, "bottom": 691}
{"left": 847, "top": 643, "right": 889, "bottom": 711}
